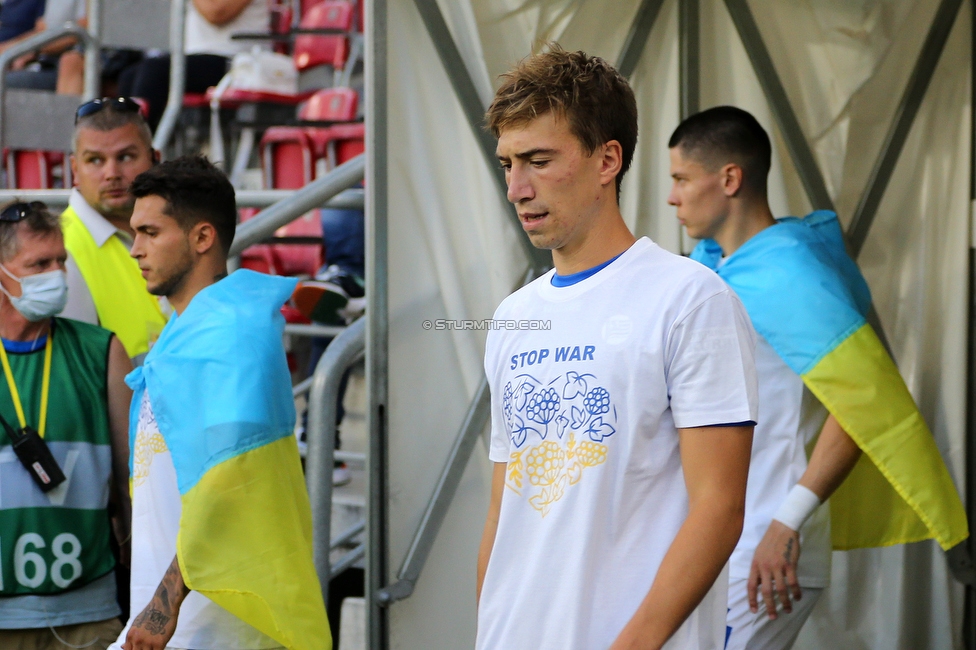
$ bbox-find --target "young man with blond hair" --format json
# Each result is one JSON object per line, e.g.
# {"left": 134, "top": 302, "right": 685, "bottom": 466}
{"left": 476, "top": 46, "right": 759, "bottom": 650}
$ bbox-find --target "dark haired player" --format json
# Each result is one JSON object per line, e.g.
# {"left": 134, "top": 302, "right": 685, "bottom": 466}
{"left": 111, "top": 157, "right": 330, "bottom": 650}
{"left": 670, "top": 106, "right": 967, "bottom": 650}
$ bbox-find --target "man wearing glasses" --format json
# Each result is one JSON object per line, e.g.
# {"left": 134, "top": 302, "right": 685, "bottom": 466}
{"left": 0, "top": 201, "right": 132, "bottom": 649}
{"left": 62, "top": 97, "right": 168, "bottom": 364}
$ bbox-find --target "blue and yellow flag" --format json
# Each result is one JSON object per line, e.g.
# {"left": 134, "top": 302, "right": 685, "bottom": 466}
{"left": 126, "top": 269, "right": 331, "bottom": 649}
{"left": 692, "top": 211, "right": 968, "bottom": 550}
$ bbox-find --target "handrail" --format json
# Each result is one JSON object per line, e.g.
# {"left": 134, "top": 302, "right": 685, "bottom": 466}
{"left": 0, "top": 24, "right": 97, "bottom": 153}
{"left": 229, "top": 153, "right": 365, "bottom": 257}
{"left": 306, "top": 316, "right": 366, "bottom": 606}
{"left": 154, "top": 0, "right": 187, "bottom": 152}
{"left": 376, "top": 375, "right": 490, "bottom": 605}
{"left": 0, "top": 188, "right": 365, "bottom": 211}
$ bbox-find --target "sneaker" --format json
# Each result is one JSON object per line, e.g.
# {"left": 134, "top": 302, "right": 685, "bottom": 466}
{"left": 333, "top": 462, "right": 352, "bottom": 486}
{"left": 317, "top": 265, "right": 365, "bottom": 298}
{"left": 292, "top": 266, "right": 366, "bottom": 325}
{"left": 293, "top": 281, "right": 349, "bottom": 325}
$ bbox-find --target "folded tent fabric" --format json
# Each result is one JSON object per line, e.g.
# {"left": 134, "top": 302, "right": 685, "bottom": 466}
{"left": 125, "top": 269, "right": 332, "bottom": 650}
{"left": 691, "top": 211, "right": 968, "bottom": 551}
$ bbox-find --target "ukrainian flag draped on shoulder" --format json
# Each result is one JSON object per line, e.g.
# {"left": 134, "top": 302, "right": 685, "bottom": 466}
{"left": 124, "top": 269, "right": 331, "bottom": 649}
{"left": 691, "top": 211, "right": 967, "bottom": 551}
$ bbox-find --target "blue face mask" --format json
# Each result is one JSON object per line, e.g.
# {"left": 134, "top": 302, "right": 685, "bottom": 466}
{"left": 0, "top": 265, "right": 68, "bottom": 322}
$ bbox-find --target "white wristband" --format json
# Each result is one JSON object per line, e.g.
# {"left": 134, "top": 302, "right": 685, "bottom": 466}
{"left": 772, "top": 484, "right": 821, "bottom": 532}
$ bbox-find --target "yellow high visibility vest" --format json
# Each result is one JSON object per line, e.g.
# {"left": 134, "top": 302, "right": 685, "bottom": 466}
{"left": 61, "top": 206, "right": 167, "bottom": 358}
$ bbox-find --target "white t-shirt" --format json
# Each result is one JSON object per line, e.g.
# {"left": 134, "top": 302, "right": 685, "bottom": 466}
{"left": 109, "top": 393, "right": 281, "bottom": 650}
{"left": 185, "top": 0, "right": 269, "bottom": 57}
{"left": 477, "top": 237, "right": 759, "bottom": 650}
{"left": 729, "top": 335, "right": 831, "bottom": 587}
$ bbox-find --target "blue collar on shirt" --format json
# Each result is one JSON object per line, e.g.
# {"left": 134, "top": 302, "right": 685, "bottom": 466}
{"left": 551, "top": 252, "right": 623, "bottom": 287}
{"left": 2, "top": 335, "right": 47, "bottom": 353}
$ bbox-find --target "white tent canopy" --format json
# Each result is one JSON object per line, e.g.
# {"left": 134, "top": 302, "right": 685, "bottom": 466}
{"left": 363, "top": 0, "right": 972, "bottom": 647}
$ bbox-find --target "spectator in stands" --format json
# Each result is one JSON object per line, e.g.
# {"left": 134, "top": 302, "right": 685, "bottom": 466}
{"left": 4, "top": 0, "right": 85, "bottom": 91}
{"left": 0, "top": 0, "right": 45, "bottom": 49}
{"left": 111, "top": 155, "right": 330, "bottom": 650}
{"left": 0, "top": 201, "right": 131, "bottom": 650}
{"left": 118, "top": 0, "right": 270, "bottom": 130}
{"left": 61, "top": 97, "right": 169, "bottom": 363}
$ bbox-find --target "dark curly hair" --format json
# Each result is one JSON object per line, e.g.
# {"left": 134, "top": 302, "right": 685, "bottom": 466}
{"left": 485, "top": 44, "right": 639, "bottom": 201}
{"left": 130, "top": 155, "right": 237, "bottom": 256}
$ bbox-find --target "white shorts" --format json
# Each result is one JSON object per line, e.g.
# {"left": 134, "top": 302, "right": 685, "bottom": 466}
{"left": 725, "top": 577, "right": 823, "bottom": 650}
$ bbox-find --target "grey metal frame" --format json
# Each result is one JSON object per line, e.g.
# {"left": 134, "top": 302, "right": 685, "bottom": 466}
{"left": 678, "top": 0, "right": 700, "bottom": 119}
{"left": 154, "top": 0, "right": 187, "bottom": 152}
{"left": 846, "top": 0, "right": 964, "bottom": 258}
{"left": 375, "top": 377, "right": 490, "bottom": 605}
{"left": 0, "top": 188, "right": 364, "bottom": 210}
{"left": 0, "top": 25, "right": 98, "bottom": 154}
{"left": 306, "top": 317, "right": 367, "bottom": 607}
{"left": 723, "top": 0, "right": 834, "bottom": 213}
{"left": 365, "top": 0, "right": 389, "bottom": 645}
{"left": 616, "top": 0, "right": 666, "bottom": 80}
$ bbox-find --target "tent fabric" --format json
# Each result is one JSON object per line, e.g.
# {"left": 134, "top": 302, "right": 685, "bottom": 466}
{"left": 383, "top": 0, "right": 970, "bottom": 647}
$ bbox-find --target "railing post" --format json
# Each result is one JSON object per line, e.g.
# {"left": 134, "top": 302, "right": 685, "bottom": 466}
{"left": 154, "top": 0, "right": 187, "bottom": 152}
{"left": 306, "top": 317, "right": 366, "bottom": 607}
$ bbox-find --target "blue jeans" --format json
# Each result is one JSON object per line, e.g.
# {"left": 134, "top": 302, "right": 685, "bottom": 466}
{"left": 320, "top": 207, "right": 364, "bottom": 279}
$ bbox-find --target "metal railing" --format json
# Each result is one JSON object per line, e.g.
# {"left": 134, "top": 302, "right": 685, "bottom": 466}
{"left": 376, "top": 376, "right": 490, "bottom": 604}
{"left": 306, "top": 316, "right": 366, "bottom": 606}
{"left": 154, "top": 0, "right": 186, "bottom": 151}
{"left": 0, "top": 187, "right": 364, "bottom": 211}
{"left": 230, "top": 153, "right": 365, "bottom": 256}
{"left": 0, "top": 24, "right": 98, "bottom": 154}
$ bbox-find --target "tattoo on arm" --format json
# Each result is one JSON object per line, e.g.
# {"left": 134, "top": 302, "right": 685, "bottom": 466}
{"left": 784, "top": 538, "right": 794, "bottom": 564}
{"left": 133, "top": 608, "right": 170, "bottom": 635}
{"left": 134, "top": 556, "right": 189, "bottom": 636}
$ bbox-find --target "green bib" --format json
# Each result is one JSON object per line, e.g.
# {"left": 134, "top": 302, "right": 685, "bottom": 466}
{"left": 0, "top": 318, "right": 115, "bottom": 595}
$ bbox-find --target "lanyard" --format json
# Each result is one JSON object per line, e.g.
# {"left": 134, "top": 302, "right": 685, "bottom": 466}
{"left": 0, "top": 333, "right": 52, "bottom": 438}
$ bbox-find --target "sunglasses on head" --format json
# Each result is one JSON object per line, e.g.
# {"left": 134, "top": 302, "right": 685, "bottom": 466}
{"left": 0, "top": 202, "right": 46, "bottom": 223}
{"left": 74, "top": 97, "right": 144, "bottom": 124}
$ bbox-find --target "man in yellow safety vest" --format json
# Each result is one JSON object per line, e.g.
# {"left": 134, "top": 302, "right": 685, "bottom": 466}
{"left": 62, "top": 97, "right": 168, "bottom": 364}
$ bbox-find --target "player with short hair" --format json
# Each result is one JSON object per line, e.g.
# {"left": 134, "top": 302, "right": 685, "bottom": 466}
{"left": 669, "top": 105, "right": 968, "bottom": 650}
{"left": 476, "top": 46, "right": 759, "bottom": 650}
{"left": 110, "top": 156, "right": 331, "bottom": 650}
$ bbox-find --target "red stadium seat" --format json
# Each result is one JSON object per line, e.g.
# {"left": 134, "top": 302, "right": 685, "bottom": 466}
{"left": 4, "top": 150, "right": 64, "bottom": 189}
{"left": 294, "top": 1, "right": 354, "bottom": 72}
{"left": 307, "top": 122, "right": 364, "bottom": 171}
{"left": 260, "top": 128, "right": 314, "bottom": 189}
{"left": 302, "top": 87, "right": 358, "bottom": 121}
{"left": 259, "top": 88, "right": 359, "bottom": 187}
{"left": 238, "top": 205, "right": 323, "bottom": 279}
